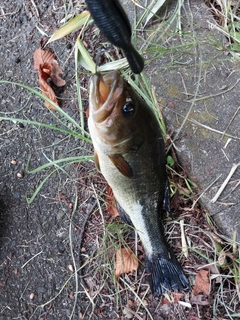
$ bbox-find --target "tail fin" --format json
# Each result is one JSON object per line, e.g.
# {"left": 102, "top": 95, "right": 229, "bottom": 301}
{"left": 145, "top": 249, "right": 190, "bottom": 296}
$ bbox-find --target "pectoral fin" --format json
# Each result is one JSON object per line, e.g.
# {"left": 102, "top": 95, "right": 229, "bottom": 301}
{"left": 94, "top": 150, "right": 101, "bottom": 172}
{"left": 108, "top": 155, "right": 133, "bottom": 178}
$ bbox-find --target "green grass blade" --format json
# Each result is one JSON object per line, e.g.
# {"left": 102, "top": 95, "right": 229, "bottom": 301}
{"left": 98, "top": 59, "right": 129, "bottom": 71}
{"left": 26, "top": 156, "right": 94, "bottom": 204}
{"left": 26, "top": 168, "right": 58, "bottom": 204}
{"left": 47, "top": 11, "right": 91, "bottom": 43}
{"left": 76, "top": 37, "right": 96, "bottom": 73}
{"left": 0, "top": 80, "right": 89, "bottom": 134}
{"left": 75, "top": 43, "right": 85, "bottom": 137}
{"left": 26, "top": 155, "right": 94, "bottom": 174}
{"left": 0, "top": 117, "right": 91, "bottom": 142}
{"left": 144, "top": 0, "right": 166, "bottom": 27}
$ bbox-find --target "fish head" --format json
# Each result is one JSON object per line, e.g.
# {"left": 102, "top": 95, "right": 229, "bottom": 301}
{"left": 88, "top": 71, "right": 150, "bottom": 153}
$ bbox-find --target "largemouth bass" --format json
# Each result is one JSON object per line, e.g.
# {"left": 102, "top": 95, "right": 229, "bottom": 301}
{"left": 88, "top": 71, "right": 189, "bottom": 296}
{"left": 85, "top": 0, "right": 144, "bottom": 74}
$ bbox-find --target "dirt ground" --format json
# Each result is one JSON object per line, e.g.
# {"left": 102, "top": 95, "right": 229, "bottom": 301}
{"left": 1, "top": 1, "right": 240, "bottom": 320}
{"left": 0, "top": 1, "right": 96, "bottom": 319}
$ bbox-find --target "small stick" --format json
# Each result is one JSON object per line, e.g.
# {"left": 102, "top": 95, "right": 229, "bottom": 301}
{"left": 211, "top": 162, "right": 240, "bottom": 203}
{"left": 21, "top": 250, "right": 43, "bottom": 269}
{"left": 191, "top": 174, "right": 222, "bottom": 209}
{"left": 180, "top": 219, "right": 188, "bottom": 258}
{"left": 220, "top": 106, "right": 240, "bottom": 141}
{"left": 30, "top": 0, "right": 39, "bottom": 18}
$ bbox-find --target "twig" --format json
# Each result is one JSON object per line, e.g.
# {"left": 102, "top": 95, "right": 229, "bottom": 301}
{"left": 21, "top": 250, "right": 43, "bottom": 269}
{"left": 211, "top": 162, "right": 240, "bottom": 203}
{"left": 167, "top": 51, "right": 203, "bottom": 152}
{"left": 30, "top": 0, "right": 39, "bottom": 18}
{"left": 178, "top": 72, "right": 188, "bottom": 96}
{"left": 29, "top": 260, "right": 90, "bottom": 319}
{"left": 185, "top": 79, "right": 240, "bottom": 103}
{"left": 220, "top": 106, "right": 240, "bottom": 141}
{"left": 180, "top": 219, "right": 188, "bottom": 258}
{"left": 77, "top": 197, "right": 97, "bottom": 273}
{"left": 91, "top": 183, "right": 106, "bottom": 237}
{"left": 190, "top": 119, "right": 240, "bottom": 140}
{"left": 0, "top": 9, "right": 20, "bottom": 18}
{"left": 120, "top": 277, "right": 154, "bottom": 320}
{"left": 69, "top": 192, "right": 79, "bottom": 320}
{"left": 191, "top": 174, "right": 222, "bottom": 209}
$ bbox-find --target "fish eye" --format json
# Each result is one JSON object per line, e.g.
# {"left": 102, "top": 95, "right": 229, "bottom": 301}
{"left": 122, "top": 102, "right": 135, "bottom": 117}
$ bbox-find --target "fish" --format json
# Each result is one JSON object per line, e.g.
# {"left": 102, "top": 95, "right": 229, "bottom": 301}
{"left": 85, "top": 0, "right": 144, "bottom": 74}
{"left": 88, "top": 71, "right": 190, "bottom": 296}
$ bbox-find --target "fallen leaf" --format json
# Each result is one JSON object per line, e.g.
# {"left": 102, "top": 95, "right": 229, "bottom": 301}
{"left": 192, "top": 269, "right": 210, "bottom": 296}
{"left": 115, "top": 248, "right": 138, "bottom": 280}
{"left": 33, "top": 48, "right": 66, "bottom": 110}
{"left": 38, "top": 62, "right": 59, "bottom": 110}
{"left": 33, "top": 48, "right": 55, "bottom": 69}
{"left": 105, "top": 185, "right": 119, "bottom": 218}
{"left": 50, "top": 60, "right": 66, "bottom": 86}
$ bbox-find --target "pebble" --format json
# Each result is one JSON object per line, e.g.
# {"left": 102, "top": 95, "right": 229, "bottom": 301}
{"left": 29, "top": 292, "right": 35, "bottom": 300}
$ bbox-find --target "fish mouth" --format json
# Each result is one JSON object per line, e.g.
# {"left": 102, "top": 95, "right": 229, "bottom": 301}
{"left": 89, "top": 71, "right": 125, "bottom": 123}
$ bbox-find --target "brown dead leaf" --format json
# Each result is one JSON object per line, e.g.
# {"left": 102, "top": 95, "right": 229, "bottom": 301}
{"left": 50, "top": 60, "right": 66, "bottom": 86}
{"left": 38, "top": 63, "right": 59, "bottom": 110}
{"left": 33, "top": 48, "right": 55, "bottom": 69}
{"left": 105, "top": 185, "right": 119, "bottom": 218}
{"left": 115, "top": 248, "right": 138, "bottom": 279}
{"left": 33, "top": 48, "right": 66, "bottom": 110}
{"left": 162, "top": 292, "right": 184, "bottom": 304}
{"left": 192, "top": 269, "right": 210, "bottom": 296}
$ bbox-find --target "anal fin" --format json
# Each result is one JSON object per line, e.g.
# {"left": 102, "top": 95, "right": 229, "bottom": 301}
{"left": 116, "top": 202, "right": 133, "bottom": 226}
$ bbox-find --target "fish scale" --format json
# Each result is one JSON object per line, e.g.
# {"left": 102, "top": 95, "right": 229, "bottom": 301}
{"left": 88, "top": 71, "right": 190, "bottom": 296}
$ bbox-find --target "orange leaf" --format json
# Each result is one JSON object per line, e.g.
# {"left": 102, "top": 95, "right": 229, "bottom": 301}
{"left": 115, "top": 248, "right": 138, "bottom": 280}
{"left": 192, "top": 269, "right": 210, "bottom": 296}
{"left": 105, "top": 185, "right": 119, "bottom": 218}
{"left": 50, "top": 60, "right": 66, "bottom": 86}
{"left": 33, "top": 48, "right": 66, "bottom": 110}
{"left": 38, "top": 63, "right": 59, "bottom": 110}
{"left": 33, "top": 48, "right": 55, "bottom": 69}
